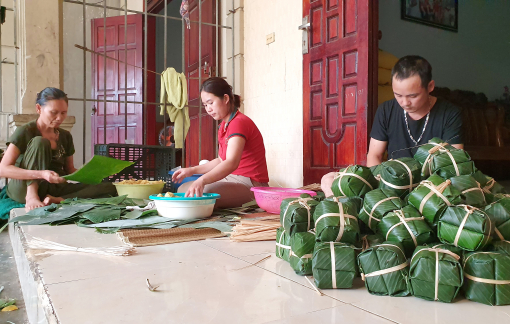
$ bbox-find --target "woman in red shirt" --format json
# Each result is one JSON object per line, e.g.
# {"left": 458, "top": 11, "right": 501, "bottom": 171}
{"left": 172, "top": 78, "right": 269, "bottom": 208}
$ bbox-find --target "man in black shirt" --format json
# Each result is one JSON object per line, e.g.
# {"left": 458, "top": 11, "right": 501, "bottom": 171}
{"left": 321, "top": 55, "right": 463, "bottom": 196}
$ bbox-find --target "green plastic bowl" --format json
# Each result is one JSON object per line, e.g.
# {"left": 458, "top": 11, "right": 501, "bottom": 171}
{"left": 113, "top": 182, "right": 165, "bottom": 199}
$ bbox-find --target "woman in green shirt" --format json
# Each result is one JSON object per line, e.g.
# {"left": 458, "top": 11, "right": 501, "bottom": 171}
{"left": 0, "top": 87, "right": 115, "bottom": 211}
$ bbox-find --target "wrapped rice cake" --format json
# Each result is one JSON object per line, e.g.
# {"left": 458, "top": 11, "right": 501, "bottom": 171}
{"left": 359, "top": 188, "right": 404, "bottom": 233}
{"left": 314, "top": 197, "right": 359, "bottom": 245}
{"left": 450, "top": 175, "right": 487, "bottom": 208}
{"left": 427, "top": 148, "right": 475, "bottom": 179}
{"left": 289, "top": 231, "right": 315, "bottom": 275}
{"left": 414, "top": 137, "right": 455, "bottom": 178}
{"left": 463, "top": 247, "right": 510, "bottom": 306}
{"left": 484, "top": 197, "right": 510, "bottom": 241}
{"left": 357, "top": 241, "right": 410, "bottom": 296}
{"left": 438, "top": 205, "right": 494, "bottom": 251}
{"left": 471, "top": 171, "right": 507, "bottom": 202}
{"left": 408, "top": 174, "right": 462, "bottom": 228}
{"left": 331, "top": 165, "right": 379, "bottom": 198}
{"left": 312, "top": 242, "right": 358, "bottom": 289}
{"left": 376, "top": 157, "right": 422, "bottom": 197}
{"left": 409, "top": 245, "right": 463, "bottom": 303}
{"left": 378, "top": 205, "right": 435, "bottom": 257}
{"left": 276, "top": 227, "right": 291, "bottom": 262}
{"left": 280, "top": 196, "right": 319, "bottom": 235}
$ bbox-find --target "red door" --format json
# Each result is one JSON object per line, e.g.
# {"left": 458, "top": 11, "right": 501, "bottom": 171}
{"left": 91, "top": 14, "right": 145, "bottom": 146}
{"left": 303, "top": 0, "right": 375, "bottom": 184}
{"left": 184, "top": 0, "right": 217, "bottom": 166}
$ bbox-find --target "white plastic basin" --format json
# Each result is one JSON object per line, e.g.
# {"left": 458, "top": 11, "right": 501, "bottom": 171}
{"left": 149, "top": 193, "right": 221, "bottom": 220}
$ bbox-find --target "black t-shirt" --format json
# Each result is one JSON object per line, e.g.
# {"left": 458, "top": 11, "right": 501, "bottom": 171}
{"left": 370, "top": 98, "right": 463, "bottom": 159}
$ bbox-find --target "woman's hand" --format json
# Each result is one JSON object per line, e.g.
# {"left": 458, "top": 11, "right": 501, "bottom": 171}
{"left": 171, "top": 167, "right": 195, "bottom": 184}
{"left": 185, "top": 178, "right": 205, "bottom": 197}
{"left": 41, "top": 170, "right": 66, "bottom": 184}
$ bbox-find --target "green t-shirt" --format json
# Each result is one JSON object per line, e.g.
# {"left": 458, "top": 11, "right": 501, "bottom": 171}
{"left": 8, "top": 120, "right": 75, "bottom": 176}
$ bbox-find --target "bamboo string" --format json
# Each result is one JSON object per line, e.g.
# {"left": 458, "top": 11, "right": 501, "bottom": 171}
{"left": 27, "top": 235, "right": 135, "bottom": 257}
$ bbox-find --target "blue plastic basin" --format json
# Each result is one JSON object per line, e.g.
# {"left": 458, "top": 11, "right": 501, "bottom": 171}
{"left": 168, "top": 170, "right": 203, "bottom": 191}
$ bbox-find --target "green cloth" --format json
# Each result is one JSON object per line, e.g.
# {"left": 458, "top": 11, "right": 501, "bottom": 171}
{"left": 8, "top": 120, "right": 75, "bottom": 176}
{"left": 312, "top": 242, "right": 358, "bottom": 289}
{"left": 289, "top": 231, "right": 315, "bottom": 276}
{"left": 359, "top": 188, "right": 404, "bottom": 233}
{"left": 407, "top": 174, "right": 462, "bottom": 229}
{"left": 331, "top": 165, "right": 378, "bottom": 198}
{"left": 313, "top": 197, "right": 359, "bottom": 244}
{"left": 376, "top": 157, "right": 422, "bottom": 197}
{"left": 413, "top": 137, "right": 455, "bottom": 178}
{"left": 484, "top": 197, "right": 510, "bottom": 241}
{"left": 276, "top": 227, "right": 291, "bottom": 262}
{"left": 357, "top": 242, "right": 410, "bottom": 296}
{"left": 280, "top": 196, "right": 319, "bottom": 235}
{"left": 463, "top": 249, "right": 510, "bottom": 306}
{"left": 160, "top": 67, "right": 189, "bottom": 149}
{"left": 450, "top": 175, "right": 487, "bottom": 208}
{"left": 409, "top": 245, "right": 463, "bottom": 303}
{"left": 63, "top": 155, "right": 134, "bottom": 185}
{"left": 378, "top": 205, "right": 435, "bottom": 257}
{"left": 0, "top": 187, "right": 24, "bottom": 220}
{"left": 438, "top": 205, "right": 493, "bottom": 251}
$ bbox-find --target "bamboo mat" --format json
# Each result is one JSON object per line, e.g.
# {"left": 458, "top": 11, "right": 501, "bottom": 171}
{"left": 117, "top": 227, "right": 226, "bottom": 247}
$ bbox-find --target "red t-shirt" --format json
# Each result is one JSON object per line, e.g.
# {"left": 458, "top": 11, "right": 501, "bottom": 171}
{"left": 218, "top": 110, "right": 269, "bottom": 183}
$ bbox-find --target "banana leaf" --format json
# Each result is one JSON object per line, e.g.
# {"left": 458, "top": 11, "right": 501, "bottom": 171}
{"left": 357, "top": 242, "right": 410, "bottom": 296}
{"left": 378, "top": 205, "right": 435, "bottom": 257}
{"left": 63, "top": 155, "right": 135, "bottom": 185}
{"left": 408, "top": 174, "right": 462, "bottom": 228}
{"left": 336, "top": 196, "right": 364, "bottom": 214}
{"left": 377, "top": 157, "right": 422, "bottom": 197}
{"left": 414, "top": 137, "right": 456, "bottom": 178}
{"left": 486, "top": 240, "right": 510, "bottom": 255}
{"left": 426, "top": 242, "right": 465, "bottom": 259}
{"left": 312, "top": 242, "right": 358, "bottom": 289}
{"left": 280, "top": 197, "right": 319, "bottom": 235}
{"left": 471, "top": 170, "right": 507, "bottom": 196}
{"left": 484, "top": 197, "right": 510, "bottom": 241}
{"left": 409, "top": 245, "right": 463, "bottom": 303}
{"left": 463, "top": 250, "right": 510, "bottom": 306}
{"left": 427, "top": 148, "right": 472, "bottom": 178}
{"left": 289, "top": 231, "right": 315, "bottom": 275}
{"left": 276, "top": 227, "right": 291, "bottom": 262}
{"left": 359, "top": 188, "right": 404, "bottom": 233}
{"left": 449, "top": 175, "right": 487, "bottom": 208}
{"left": 487, "top": 193, "right": 510, "bottom": 205}
{"left": 331, "top": 165, "right": 378, "bottom": 198}
{"left": 314, "top": 197, "right": 359, "bottom": 244}
{"left": 438, "top": 205, "right": 494, "bottom": 251}
{"left": 370, "top": 164, "right": 384, "bottom": 179}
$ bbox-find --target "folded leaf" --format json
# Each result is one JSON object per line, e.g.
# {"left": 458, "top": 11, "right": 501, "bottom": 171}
{"left": 312, "top": 242, "right": 358, "bottom": 289}
{"left": 331, "top": 165, "right": 378, "bottom": 198}
{"left": 289, "top": 232, "right": 315, "bottom": 275}
{"left": 377, "top": 157, "right": 422, "bottom": 197}
{"left": 484, "top": 197, "right": 510, "bottom": 241}
{"left": 314, "top": 197, "right": 359, "bottom": 244}
{"left": 450, "top": 175, "right": 487, "bottom": 208}
{"left": 357, "top": 242, "right": 410, "bottom": 296}
{"left": 276, "top": 227, "right": 291, "bottom": 262}
{"left": 280, "top": 197, "right": 319, "bottom": 235}
{"left": 359, "top": 188, "right": 404, "bottom": 233}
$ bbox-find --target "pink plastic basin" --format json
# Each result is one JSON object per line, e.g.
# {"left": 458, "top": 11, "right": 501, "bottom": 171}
{"left": 250, "top": 187, "right": 317, "bottom": 214}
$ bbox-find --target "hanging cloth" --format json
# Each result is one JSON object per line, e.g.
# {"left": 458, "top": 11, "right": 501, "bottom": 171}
{"left": 160, "top": 67, "right": 190, "bottom": 149}
{"left": 180, "top": 0, "right": 190, "bottom": 29}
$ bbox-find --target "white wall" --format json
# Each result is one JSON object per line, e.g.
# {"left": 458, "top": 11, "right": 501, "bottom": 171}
{"left": 243, "top": 0, "right": 303, "bottom": 188}
{"left": 379, "top": 0, "right": 510, "bottom": 101}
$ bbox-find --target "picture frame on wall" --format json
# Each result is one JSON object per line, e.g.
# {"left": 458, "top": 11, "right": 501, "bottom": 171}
{"left": 401, "top": 0, "right": 458, "bottom": 32}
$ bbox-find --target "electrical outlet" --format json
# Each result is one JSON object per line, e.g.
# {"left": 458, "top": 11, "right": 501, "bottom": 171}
{"left": 266, "top": 32, "right": 275, "bottom": 45}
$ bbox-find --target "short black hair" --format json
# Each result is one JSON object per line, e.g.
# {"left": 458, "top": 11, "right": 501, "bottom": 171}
{"left": 391, "top": 55, "right": 432, "bottom": 89}
{"left": 36, "top": 87, "right": 68, "bottom": 106}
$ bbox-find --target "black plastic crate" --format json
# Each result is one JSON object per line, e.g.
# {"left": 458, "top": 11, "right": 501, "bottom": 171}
{"left": 94, "top": 144, "right": 175, "bottom": 191}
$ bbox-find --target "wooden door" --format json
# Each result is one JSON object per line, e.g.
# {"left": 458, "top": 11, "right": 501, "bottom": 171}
{"left": 303, "top": 0, "right": 375, "bottom": 184}
{"left": 91, "top": 14, "right": 145, "bottom": 146}
{"left": 184, "top": 0, "right": 217, "bottom": 166}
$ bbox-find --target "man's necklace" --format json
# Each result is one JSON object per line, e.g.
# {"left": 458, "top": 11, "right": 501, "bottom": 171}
{"left": 404, "top": 110, "right": 430, "bottom": 146}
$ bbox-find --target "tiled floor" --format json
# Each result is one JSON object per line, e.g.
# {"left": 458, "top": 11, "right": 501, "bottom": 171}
{"left": 9, "top": 211, "right": 510, "bottom": 324}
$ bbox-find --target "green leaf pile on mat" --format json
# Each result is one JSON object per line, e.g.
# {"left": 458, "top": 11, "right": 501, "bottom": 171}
{"left": 2, "top": 195, "right": 235, "bottom": 233}
{"left": 63, "top": 155, "right": 134, "bottom": 184}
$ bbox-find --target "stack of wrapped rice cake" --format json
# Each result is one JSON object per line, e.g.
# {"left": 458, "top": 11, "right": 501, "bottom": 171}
{"left": 276, "top": 138, "right": 510, "bottom": 306}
